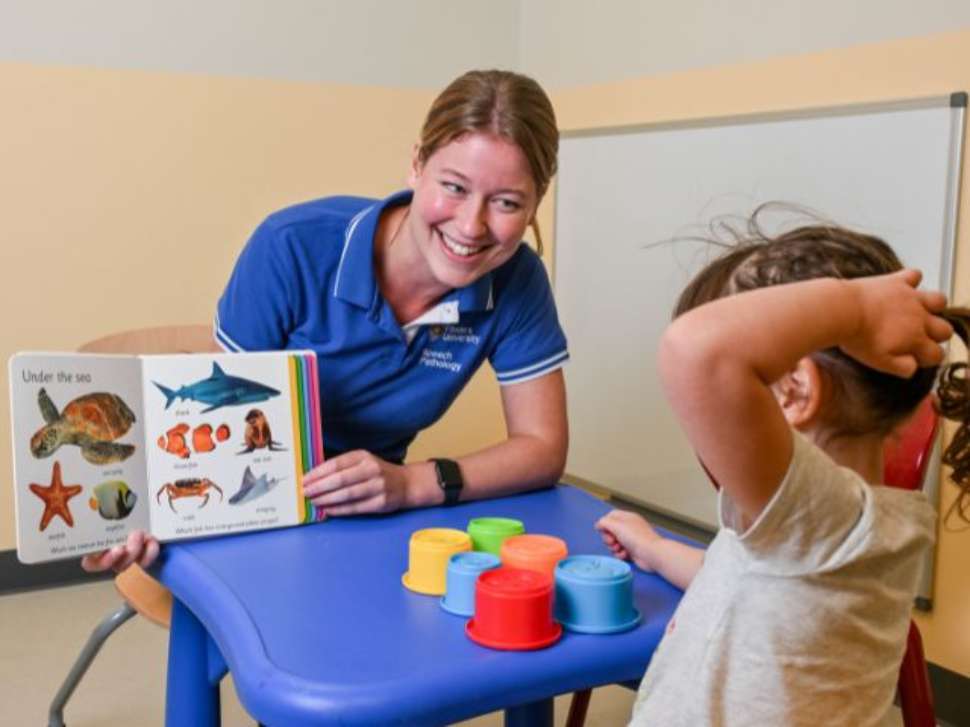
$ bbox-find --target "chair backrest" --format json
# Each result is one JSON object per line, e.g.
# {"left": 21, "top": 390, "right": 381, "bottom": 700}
{"left": 78, "top": 324, "right": 218, "bottom": 628}
{"left": 883, "top": 397, "right": 939, "bottom": 492}
{"left": 882, "top": 396, "right": 939, "bottom": 727}
{"left": 78, "top": 324, "right": 220, "bottom": 356}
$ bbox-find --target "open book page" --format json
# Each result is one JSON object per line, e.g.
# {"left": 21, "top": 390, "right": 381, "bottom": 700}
{"left": 141, "top": 352, "right": 307, "bottom": 542}
{"left": 8, "top": 353, "right": 150, "bottom": 563}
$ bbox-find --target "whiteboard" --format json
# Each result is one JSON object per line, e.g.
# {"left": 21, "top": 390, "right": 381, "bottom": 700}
{"left": 555, "top": 95, "right": 964, "bottom": 539}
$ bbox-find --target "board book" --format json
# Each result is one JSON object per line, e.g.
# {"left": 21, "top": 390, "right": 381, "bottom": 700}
{"left": 9, "top": 350, "right": 325, "bottom": 563}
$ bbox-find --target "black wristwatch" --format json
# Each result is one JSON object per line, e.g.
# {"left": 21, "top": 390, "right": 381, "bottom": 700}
{"left": 432, "top": 458, "right": 464, "bottom": 506}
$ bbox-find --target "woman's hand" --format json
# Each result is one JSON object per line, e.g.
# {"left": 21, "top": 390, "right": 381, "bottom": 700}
{"left": 303, "top": 451, "right": 416, "bottom": 515}
{"left": 595, "top": 510, "right": 662, "bottom": 572}
{"left": 81, "top": 530, "right": 160, "bottom": 573}
{"left": 843, "top": 269, "right": 953, "bottom": 377}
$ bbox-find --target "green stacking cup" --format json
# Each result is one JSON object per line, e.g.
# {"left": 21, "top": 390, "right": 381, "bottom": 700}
{"left": 467, "top": 517, "right": 526, "bottom": 555}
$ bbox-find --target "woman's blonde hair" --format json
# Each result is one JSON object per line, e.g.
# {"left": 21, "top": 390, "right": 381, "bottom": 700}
{"left": 417, "top": 69, "right": 559, "bottom": 255}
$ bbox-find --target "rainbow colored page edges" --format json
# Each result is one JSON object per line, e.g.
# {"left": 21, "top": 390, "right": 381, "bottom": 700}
{"left": 8, "top": 350, "right": 324, "bottom": 564}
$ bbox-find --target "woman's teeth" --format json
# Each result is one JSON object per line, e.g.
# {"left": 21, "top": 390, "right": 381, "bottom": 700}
{"left": 442, "top": 233, "right": 479, "bottom": 257}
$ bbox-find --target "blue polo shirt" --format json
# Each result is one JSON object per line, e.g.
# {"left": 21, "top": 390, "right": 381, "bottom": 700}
{"left": 215, "top": 191, "right": 569, "bottom": 463}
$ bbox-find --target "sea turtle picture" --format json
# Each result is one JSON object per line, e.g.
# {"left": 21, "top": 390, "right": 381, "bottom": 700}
{"left": 30, "top": 388, "right": 137, "bottom": 465}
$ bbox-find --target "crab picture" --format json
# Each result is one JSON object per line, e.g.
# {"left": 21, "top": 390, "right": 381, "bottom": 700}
{"left": 156, "top": 478, "right": 223, "bottom": 512}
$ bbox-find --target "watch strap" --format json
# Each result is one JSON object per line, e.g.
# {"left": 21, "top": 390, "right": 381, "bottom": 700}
{"left": 432, "top": 458, "right": 463, "bottom": 506}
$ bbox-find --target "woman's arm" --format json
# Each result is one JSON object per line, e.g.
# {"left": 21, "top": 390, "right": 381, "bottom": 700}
{"left": 659, "top": 270, "right": 950, "bottom": 525}
{"left": 304, "top": 370, "right": 567, "bottom": 514}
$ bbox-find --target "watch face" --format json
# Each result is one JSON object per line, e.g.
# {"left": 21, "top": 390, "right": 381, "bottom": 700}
{"left": 434, "top": 459, "right": 463, "bottom": 504}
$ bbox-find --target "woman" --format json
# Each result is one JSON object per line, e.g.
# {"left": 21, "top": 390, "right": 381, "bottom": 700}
{"left": 84, "top": 69, "right": 569, "bottom": 571}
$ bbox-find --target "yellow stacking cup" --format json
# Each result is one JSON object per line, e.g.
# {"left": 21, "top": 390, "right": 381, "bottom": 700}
{"left": 402, "top": 528, "right": 473, "bottom": 595}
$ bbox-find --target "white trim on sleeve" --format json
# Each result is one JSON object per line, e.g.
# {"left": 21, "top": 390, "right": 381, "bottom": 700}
{"left": 495, "top": 350, "right": 569, "bottom": 386}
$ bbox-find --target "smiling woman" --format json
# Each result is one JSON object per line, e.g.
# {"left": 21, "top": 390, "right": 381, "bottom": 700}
{"left": 83, "top": 69, "right": 570, "bottom": 573}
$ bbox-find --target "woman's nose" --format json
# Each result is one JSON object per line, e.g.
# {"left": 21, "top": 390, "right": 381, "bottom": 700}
{"left": 456, "top": 198, "right": 487, "bottom": 239}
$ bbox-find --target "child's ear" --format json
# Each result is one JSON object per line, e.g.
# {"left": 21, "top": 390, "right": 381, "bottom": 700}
{"left": 407, "top": 143, "right": 423, "bottom": 188}
{"left": 773, "top": 357, "right": 826, "bottom": 430}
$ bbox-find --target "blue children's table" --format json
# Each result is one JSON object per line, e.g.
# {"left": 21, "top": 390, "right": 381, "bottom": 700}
{"left": 155, "top": 484, "right": 685, "bottom": 726}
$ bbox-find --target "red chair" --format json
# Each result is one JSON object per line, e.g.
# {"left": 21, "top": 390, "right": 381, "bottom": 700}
{"left": 883, "top": 397, "right": 938, "bottom": 727}
{"left": 566, "top": 397, "right": 939, "bottom": 727}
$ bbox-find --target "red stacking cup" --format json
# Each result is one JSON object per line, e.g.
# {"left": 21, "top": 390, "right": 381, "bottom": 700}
{"left": 465, "top": 566, "right": 562, "bottom": 651}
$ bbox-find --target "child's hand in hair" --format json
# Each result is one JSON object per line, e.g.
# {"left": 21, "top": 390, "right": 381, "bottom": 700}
{"left": 843, "top": 269, "right": 953, "bottom": 377}
{"left": 596, "top": 510, "right": 662, "bottom": 572}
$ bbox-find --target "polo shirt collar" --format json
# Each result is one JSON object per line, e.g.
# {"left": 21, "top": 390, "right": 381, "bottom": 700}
{"left": 333, "top": 190, "right": 495, "bottom": 314}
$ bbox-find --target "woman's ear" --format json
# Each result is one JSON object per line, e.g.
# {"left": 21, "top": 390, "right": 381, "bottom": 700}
{"left": 773, "top": 357, "right": 826, "bottom": 430}
{"left": 407, "top": 143, "right": 423, "bottom": 188}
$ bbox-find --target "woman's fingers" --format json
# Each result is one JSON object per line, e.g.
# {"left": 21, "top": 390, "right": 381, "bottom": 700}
{"left": 309, "top": 480, "right": 378, "bottom": 508}
{"left": 81, "top": 547, "right": 124, "bottom": 573}
{"left": 139, "top": 538, "right": 161, "bottom": 569}
{"left": 304, "top": 458, "right": 372, "bottom": 498}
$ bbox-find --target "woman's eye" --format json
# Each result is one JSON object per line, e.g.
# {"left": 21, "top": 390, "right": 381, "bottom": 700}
{"left": 495, "top": 198, "right": 522, "bottom": 212}
{"left": 442, "top": 181, "right": 465, "bottom": 195}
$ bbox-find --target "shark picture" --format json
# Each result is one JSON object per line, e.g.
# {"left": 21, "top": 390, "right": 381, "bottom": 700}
{"left": 228, "top": 466, "right": 283, "bottom": 505}
{"left": 153, "top": 362, "right": 280, "bottom": 413}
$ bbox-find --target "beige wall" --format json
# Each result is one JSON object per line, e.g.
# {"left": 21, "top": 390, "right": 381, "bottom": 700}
{"left": 549, "top": 28, "right": 970, "bottom": 677}
{"left": 0, "top": 60, "right": 510, "bottom": 552}
{"left": 520, "top": 0, "right": 970, "bottom": 88}
{"left": 0, "top": 0, "right": 520, "bottom": 87}
{"left": 0, "top": 61, "right": 441, "bottom": 547}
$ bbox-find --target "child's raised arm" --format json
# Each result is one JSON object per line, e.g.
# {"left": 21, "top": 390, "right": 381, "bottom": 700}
{"left": 659, "top": 269, "right": 951, "bottom": 524}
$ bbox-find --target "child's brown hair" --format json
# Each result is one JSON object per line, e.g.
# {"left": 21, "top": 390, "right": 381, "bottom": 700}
{"left": 674, "top": 207, "right": 970, "bottom": 523}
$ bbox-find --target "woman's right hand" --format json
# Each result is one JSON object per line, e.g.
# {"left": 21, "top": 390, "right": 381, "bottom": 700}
{"left": 81, "top": 530, "right": 160, "bottom": 573}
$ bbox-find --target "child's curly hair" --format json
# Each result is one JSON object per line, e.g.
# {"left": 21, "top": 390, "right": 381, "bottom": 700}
{"left": 674, "top": 206, "right": 970, "bottom": 523}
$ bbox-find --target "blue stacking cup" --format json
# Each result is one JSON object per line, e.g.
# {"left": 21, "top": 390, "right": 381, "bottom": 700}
{"left": 554, "top": 555, "right": 641, "bottom": 634}
{"left": 440, "top": 551, "right": 502, "bottom": 617}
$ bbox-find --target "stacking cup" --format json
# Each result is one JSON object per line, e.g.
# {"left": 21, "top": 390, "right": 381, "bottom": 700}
{"left": 465, "top": 567, "right": 562, "bottom": 650}
{"left": 499, "top": 534, "right": 568, "bottom": 576}
{"left": 554, "top": 555, "right": 641, "bottom": 634}
{"left": 401, "top": 528, "right": 472, "bottom": 596}
{"left": 440, "top": 551, "right": 502, "bottom": 616}
{"left": 467, "top": 517, "right": 525, "bottom": 555}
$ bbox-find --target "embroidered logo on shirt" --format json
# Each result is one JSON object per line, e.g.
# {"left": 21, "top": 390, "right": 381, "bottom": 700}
{"left": 420, "top": 349, "right": 462, "bottom": 374}
{"left": 440, "top": 325, "right": 480, "bottom": 346}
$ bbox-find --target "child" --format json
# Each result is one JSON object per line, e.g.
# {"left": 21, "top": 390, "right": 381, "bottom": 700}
{"left": 597, "top": 218, "right": 970, "bottom": 726}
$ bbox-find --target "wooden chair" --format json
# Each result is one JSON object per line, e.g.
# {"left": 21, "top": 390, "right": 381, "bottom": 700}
{"left": 48, "top": 325, "right": 219, "bottom": 727}
{"left": 566, "top": 396, "right": 940, "bottom": 727}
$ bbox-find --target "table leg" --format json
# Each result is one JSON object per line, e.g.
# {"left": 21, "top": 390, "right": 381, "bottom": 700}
{"left": 166, "top": 598, "right": 221, "bottom": 727}
{"left": 504, "top": 698, "right": 553, "bottom": 727}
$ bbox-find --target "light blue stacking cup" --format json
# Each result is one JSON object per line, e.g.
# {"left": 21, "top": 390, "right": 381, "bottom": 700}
{"left": 440, "top": 551, "right": 502, "bottom": 617}
{"left": 554, "top": 555, "right": 641, "bottom": 634}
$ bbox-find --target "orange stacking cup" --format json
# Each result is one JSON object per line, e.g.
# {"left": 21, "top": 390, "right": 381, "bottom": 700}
{"left": 402, "top": 528, "right": 472, "bottom": 596}
{"left": 499, "top": 534, "right": 568, "bottom": 576}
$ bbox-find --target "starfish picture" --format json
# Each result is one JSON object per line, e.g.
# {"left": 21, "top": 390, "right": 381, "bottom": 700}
{"left": 28, "top": 461, "right": 83, "bottom": 531}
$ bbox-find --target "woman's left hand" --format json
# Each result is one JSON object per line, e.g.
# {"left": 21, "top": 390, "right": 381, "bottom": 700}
{"left": 302, "top": 450, "right": 411, "bottom": 515}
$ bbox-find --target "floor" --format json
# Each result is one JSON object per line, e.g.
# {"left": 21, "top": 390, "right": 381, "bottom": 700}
{"left": 0, "top": 580, "right": 636, "bottom": 726}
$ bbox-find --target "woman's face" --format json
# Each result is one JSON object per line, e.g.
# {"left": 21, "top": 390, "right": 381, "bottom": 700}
{"left": 407, "top": 132, "right": 538, "bottom": 291}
